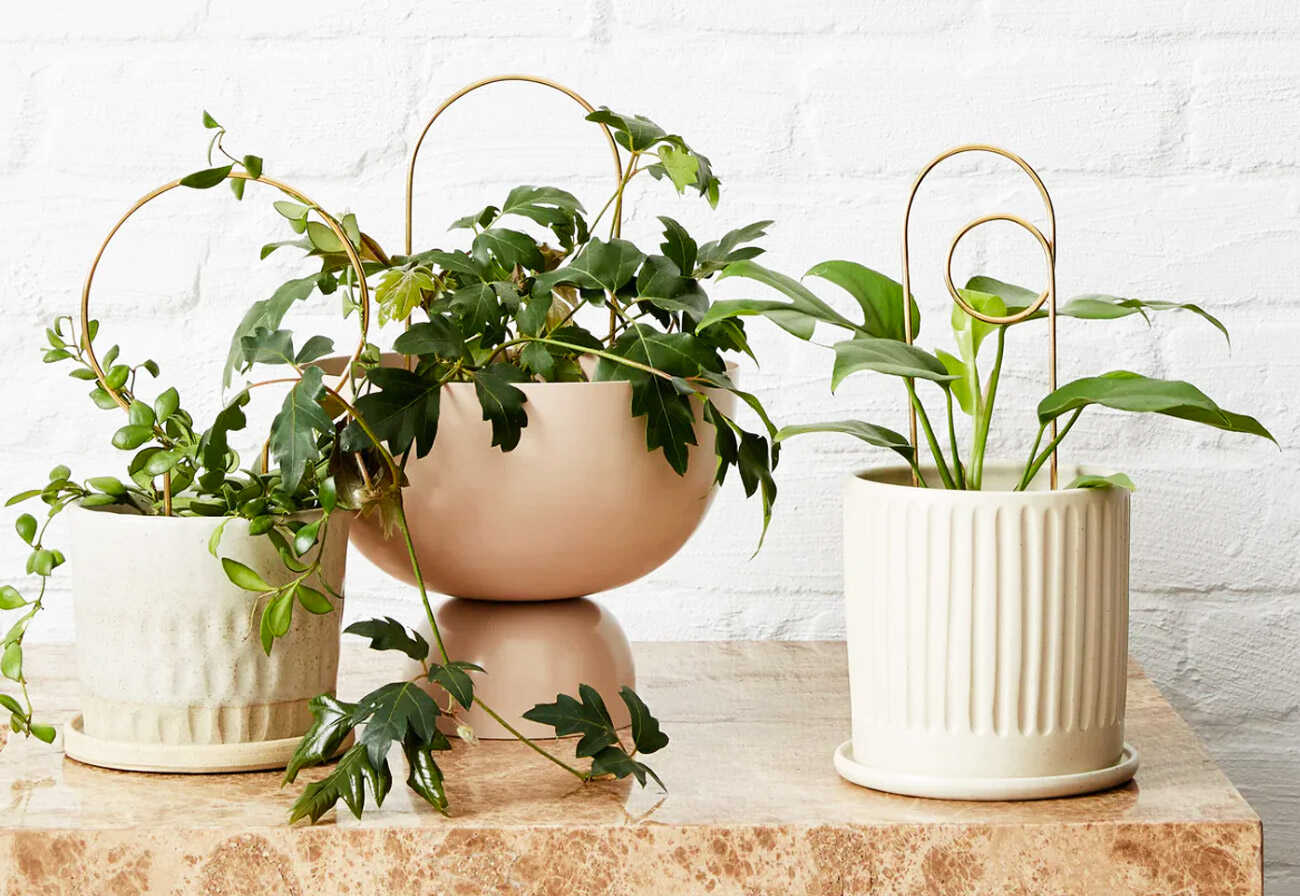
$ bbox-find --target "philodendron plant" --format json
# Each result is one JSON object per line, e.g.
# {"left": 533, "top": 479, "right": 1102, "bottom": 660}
{"left": 698, "top": 262, "right": 1273, "bottom": 486}
{"left": 247, "top": 107, "right": 780, "bottom": 537}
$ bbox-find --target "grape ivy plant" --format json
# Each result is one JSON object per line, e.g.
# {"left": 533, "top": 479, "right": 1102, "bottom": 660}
{"left": 699, "top": 261, "right": 1273, "bottom": 487}
{"left": 3, "top": 104, "right": 785, "bottom": 823}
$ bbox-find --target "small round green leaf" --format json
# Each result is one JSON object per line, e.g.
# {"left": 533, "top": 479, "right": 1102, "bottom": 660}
{"left": 128, "top": 400, "right": 155, "bottom": 428}
{"left": 154, "top": 387, "right": 180, "bottom": 421}
{"left": 0, "top": 693, "right": 22, "bottom": 714}
{"left": 142, "top": 451, "right": 179, "bottom": 476}
{"left": 0, "top": 586, "right": 26, "bottom": 610}
{"left": 1, "top": 643, "right": 22, "bottom": 681}
{"left": 180, "top": 165, "right": 233, "bottom": 189}
{"left": 248, "top": 515, "right": 274, "bottom": 536}
{"left": 28, "top": 550, "right": 56, "bottom": 577}
{"left": 268, "top": 591, "right": 294, "bottom": 637}
{"left": 104, "top": 364, "right": 130, "bottom": 390}
{"left": 14, "top": 514, "right": 36, "bottom": 545}
{"left": 318, "top": 476, "right": 337, "bottom": 513}
{"left": 48, "top": 465, "right": 70, "bottom": 482}
{"left": 79, "top": 494, "right": 118, "bottom": 508}
{"left": 111, "top": 425, "right": 153, "bottom": 450}
{"left": 87, "top": 476, "right": 126, "bottom": 496}
{"left": 29, "top": 723, "right": 55, "bottom": 743}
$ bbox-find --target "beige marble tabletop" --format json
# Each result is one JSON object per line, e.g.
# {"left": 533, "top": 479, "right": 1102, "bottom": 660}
{"left": 0, "top": 642, "right": 1262, "bottom": 895}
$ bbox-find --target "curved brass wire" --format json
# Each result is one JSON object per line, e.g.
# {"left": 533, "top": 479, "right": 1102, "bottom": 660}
{"left": 404, "top": 73, "right": 625, "bottom": 254}
{"left": 899, "top": 144, "right": 1059, "bottom": 488}
{"left": 79, "top": 170, "right": 372, "bottom": 514}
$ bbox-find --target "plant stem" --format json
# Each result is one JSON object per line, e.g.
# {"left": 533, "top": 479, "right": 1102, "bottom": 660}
{"left": 1016, "top": 409, "right": 1082, "bottom": 490}
{"left": 945, "top": 389, "right": 965, "bottom": 490}
{"left": 473, "top": 700, "right": 589, "bottom": 781}
{"left": 906, "top": 381, "right": 956, "bottom": 490}
{"left": 969, "top": 327, "right": 1006, "bottom": 490}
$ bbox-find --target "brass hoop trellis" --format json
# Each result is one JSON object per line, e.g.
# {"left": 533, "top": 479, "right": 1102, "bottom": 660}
{"left": 404, "top": 73, "right": 626, "bottom": 255}
{"left": 900, "top": 144, "right": 1059, "bottom": 489}
{"left": 79, "top": 171, "right": 373, "bottom": 515}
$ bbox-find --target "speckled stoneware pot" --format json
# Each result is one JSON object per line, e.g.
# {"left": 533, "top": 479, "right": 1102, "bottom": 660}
{"left": 67, "top": 506, "right": 348, "bottom": 749}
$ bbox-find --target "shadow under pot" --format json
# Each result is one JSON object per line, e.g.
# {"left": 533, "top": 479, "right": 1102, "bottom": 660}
{"left": 336, "top": 356, "right": 734, "bottom": 739}
{"left": 834, "top": 463, "right": 1140, "bottom": 800}
{"left": 64, "top": 505, "right": 349, "bottom": 773}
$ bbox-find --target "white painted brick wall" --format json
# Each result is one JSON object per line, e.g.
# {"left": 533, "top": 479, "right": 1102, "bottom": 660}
{"left": 2, "top": 1, "right": 1298, "bottom": 888}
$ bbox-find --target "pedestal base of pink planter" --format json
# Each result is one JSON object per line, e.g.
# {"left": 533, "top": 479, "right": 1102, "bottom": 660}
{"left": 404, "top": 597, "right": 635, "bottom": 740}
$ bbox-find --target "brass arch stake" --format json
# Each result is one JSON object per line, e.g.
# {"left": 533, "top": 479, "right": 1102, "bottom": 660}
{"left": 79, "top": 171, "right": 373, "bottom": 515}
{"left": 899, "top": 144, "right": 1059, "bottom": 489}
{"left": 404, "top": 73, "right": 626, "bottom": 255}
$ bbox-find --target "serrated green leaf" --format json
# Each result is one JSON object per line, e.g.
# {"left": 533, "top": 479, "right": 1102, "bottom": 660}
{"left": 354, "top": 681, "right": 442, "bottom": 768}
{"left": 473, "top": 364, "right": 529, "bottom": 452}
{"left": 619, "top": 687, "right": 668, "bottom": 755}
{"left": 392, "top": 316, "right": 467, "bottom": 361}
{"left": 658, "top": 216, "right": 698, "bottom": 275}
{"left": 585, "top": 107, "right": 668, "bottom": 152}
{"left": 428, "top": 662, "right": 477, "bottom": 709}
{"left": 403, "top": 735, "right": 450, "bottom": 815}
{"left": 284, "top": 694, "right": 358, "bottom": 783}
{"left": 288, "top": 742, "right": 390, "bottom": 823}
{"left": 344, "top": 617, "right": 429, "bottom": 661}
{"left": 340, "top": 366, "right": 441, "bottom": 458}
{"left": 523, "top": 684, "right": 620, "bottom": 759}
{"left": 472, "top": 227, "right": 544, "bottom": 272}
{"left": 269, "top": 366, "right": 334, "bottom": 488}
{"left": 589, "top": 745, "right": 664, "bottom": 789}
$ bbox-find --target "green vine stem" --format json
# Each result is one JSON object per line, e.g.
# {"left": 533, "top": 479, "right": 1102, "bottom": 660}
{"left": 1016, "top": 408, "right": 1083, "bottom": 490}
{"left": 907, "top": 381, "right": 956, "bottom": 490}
{"left": 968, "top": 326, "right": 1006, "bottom": 490}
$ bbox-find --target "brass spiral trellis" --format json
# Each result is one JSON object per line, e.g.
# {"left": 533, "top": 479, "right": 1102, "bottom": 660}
{"left": 78, "top": 171, "right": 373, "bottom": 515}
{"left": 900, "top": 144, "right": 1060, "bottom": 489}
{"left": 404, "top": 73, "right": 626, "bottom": 255}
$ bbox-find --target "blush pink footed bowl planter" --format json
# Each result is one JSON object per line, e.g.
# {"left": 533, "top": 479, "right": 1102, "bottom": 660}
{"left": 344, "top": 368, "right": 735, "bottom": 738}
{"left": 835, "top": 463, "right": 1139, "bottom": 800}
{"left": 65, "top": 506, "right": 349, "bottom": 772}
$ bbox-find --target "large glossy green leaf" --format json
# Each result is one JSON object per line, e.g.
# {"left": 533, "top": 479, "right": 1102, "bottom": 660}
{"left": 403, "top": 735, "right": 450, "bottom": 815}
{"left": 967, "top": 275, "right": 1230, "bottom": 342}
{"left": 595, "top": 323, "right": 723, "bottom": 380}
{"left": 288, "top": 742, "right": 390, "bottom": 823}
{"left": 340, "top": 366, "right": 441, "bottom": 458}
{"left": 538, "top": 238, "right": 645, "bottom": 294}
{"left": 224, "top": 274, "right": 326, "bottom": 387}
{"left": 936, "top": 349, "right": 975, "bottom": 416}
{"left": 806, "top": 260, "right": 919, "bottom": 341}
{"left": 283, "top": 694, "right": 358, "bottom": 783}
{"left": 1038, "top": 371, "right": 1274, "bottom": 440}
{"left": 523, "top": 684, "right": 620, "bottom": 758}
{"left": 585, "top": 108, "right": 668, "bottom": 151}
{"left": 657, "top": 216, "right": 697, "bottom": 275}
{"left": 695, "top": 222, "right": 771, "bottom": 276}
{"left": 620, "top": 687, "right": 669, "bottom": 755}
{"left": 472, "top": 227, "right": 544, "bottom": 272}
{"left": 831, "top": 337, "right": 958, "bottom": 390}
{"left": 354, "top": 681, "right": 442, "bottom": 768}
{"left": 952, "top": 288, "right": 1006, "bottom": 362}
{"left": 392, "top": 316, "right": 468, "bottom": 361}
{"left": 712, "top": 260, "right": 857, "bottom": 337}
{"left": 269, "top": 366, "right": 335, "bottom": 488}
{"left": 240, "top": 327, "right": 296, "bottom": 367}
{"left": 628, "top": 372, "right": 697, "bottom": 475}
{"left": 636, "top": 255, "right": 709, "bottom": 320}
{"left": 473, "top": 364, "right": 529, "bottom": 451}
{"left": 775, "top": 420, "right": 914, "bottom": 461}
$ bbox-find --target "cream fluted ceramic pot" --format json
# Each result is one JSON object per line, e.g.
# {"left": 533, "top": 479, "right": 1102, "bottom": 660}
{"left": 334, "top": 356, "right": 734, "bottom": 739}
{"left": 835, "top": 463, "right": 1138, "bottom": 800}
{"left": 66, "top": 506, "right": 348, "bottom": 771}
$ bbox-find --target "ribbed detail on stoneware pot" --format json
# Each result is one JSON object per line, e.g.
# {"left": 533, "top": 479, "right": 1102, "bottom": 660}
{"left": 843, "top": 463, "right": 1130, "bottom": 779}
{"left": 69, "top": 507, "right": 348, "bottom": 745}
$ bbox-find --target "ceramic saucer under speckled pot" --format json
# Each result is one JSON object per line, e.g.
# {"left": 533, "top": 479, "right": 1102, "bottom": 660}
{"left": 834, "top": 740, "right": 1139, "bottom": 801}
{"left": 63, "top": 715, "right": 350, "bottom": 774}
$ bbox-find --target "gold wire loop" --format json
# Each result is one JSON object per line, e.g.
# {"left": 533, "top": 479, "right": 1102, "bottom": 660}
{"left": 944, "top": 213, "right": 1054, "bottom": 325}
{"left": 899, "top": 144, "right": 1060, "bottom": 489}
{"left": 404, "top": 74, "right": 626, "bottom": 254}
{"left": 79, "top": 170, "right": 372, "bottom": 514}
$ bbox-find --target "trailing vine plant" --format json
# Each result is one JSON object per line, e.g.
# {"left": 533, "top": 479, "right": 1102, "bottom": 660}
{"left": 697, "top": 261, "right": 1273, "bottom": 485}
